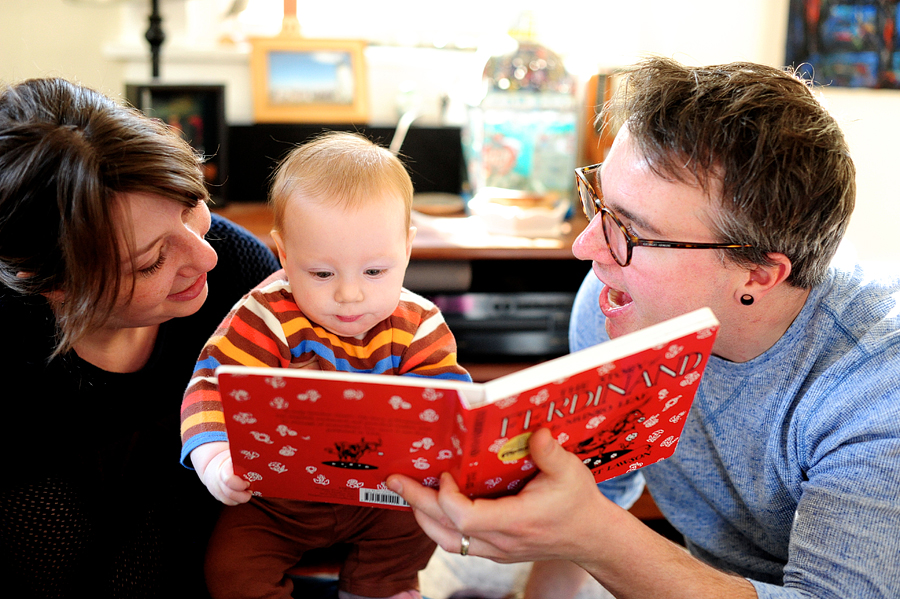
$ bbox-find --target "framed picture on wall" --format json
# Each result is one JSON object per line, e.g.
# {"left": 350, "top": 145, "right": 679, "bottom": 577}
{"left": 580, "top": 70, "right": 626, "bottom": 166}
{"left": 125, "top": 84, "right": 229, "bottom": 202}
{"left": 249, "top": 36, "right": 369, "bottom": 124}
{"left": 786, "top": 0, "right": 900, "bottom": 89}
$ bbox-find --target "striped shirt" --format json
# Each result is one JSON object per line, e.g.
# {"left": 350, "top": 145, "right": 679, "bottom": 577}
{"left": 180, "top": 270, "right": 471, "bottom": 464}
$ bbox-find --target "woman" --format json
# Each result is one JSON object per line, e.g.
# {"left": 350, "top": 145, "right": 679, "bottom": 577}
{"left": 0, "top": 78, "right": 280, "bottom": 598}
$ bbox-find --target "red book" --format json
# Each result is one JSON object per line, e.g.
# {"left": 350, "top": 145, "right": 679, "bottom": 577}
{"left": 217, "top": 308, "right": 719, "bottom": 510}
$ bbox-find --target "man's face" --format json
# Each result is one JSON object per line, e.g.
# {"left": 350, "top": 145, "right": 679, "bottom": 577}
{"left": 572, "top": 127, "right": 746, "bottom": 349}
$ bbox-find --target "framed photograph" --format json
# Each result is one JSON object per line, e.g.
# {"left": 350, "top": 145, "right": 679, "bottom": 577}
{"left": 250, "top": 37, "right": 369, "bottom": 124}
{"left": 125, "top": 84, "right": 229, "bottom": 201}
{"left": 786, "top": 0, "right": 900, "bottom": 88}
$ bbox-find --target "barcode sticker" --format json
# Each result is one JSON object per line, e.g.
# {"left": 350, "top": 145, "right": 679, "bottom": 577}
{"left": 359, "top": 488, "right": 410, "bottom": 507}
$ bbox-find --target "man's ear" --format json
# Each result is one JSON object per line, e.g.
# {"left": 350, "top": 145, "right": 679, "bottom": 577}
{"left": 738, "top": 252, "right": 792, "bottom": 302}
{"left": 270, "top": 230, "right": 288, "bottom": 267}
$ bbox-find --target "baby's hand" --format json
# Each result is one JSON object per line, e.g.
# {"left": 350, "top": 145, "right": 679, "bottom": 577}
{"left": 190, "top": 441, "right": 252, "bottom": 506}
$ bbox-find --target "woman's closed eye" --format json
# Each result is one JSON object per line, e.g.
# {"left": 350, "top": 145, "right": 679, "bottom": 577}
{"left": 138, "top": 252, "right": 167, "bottom": 277}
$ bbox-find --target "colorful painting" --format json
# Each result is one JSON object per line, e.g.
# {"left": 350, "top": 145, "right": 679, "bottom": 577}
{"left": 125, "top": 84, "right": 227, "bottom": 200}
{"left": 786, "top": 0, "right": 900, "bottom": 88}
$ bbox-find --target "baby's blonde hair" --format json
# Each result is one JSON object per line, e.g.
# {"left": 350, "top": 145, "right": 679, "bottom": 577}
{"left": 269, "top": 131, "right": 413, "bottom": 233}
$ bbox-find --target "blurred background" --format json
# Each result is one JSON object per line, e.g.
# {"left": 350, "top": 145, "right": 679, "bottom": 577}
{"left": 2, "top": 0, "right": 897, "bottom": 263}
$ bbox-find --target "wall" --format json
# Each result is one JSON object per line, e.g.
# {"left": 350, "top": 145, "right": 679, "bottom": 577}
{"left": 1, "top": 0, "right": 898, "bottom": 263}
{"left": 0, "top": 0, "right": 125, "bottom": 96}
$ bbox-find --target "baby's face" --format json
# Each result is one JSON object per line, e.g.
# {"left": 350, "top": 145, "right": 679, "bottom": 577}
{"left": 273, "top": 193, "right": 415, "bottom": 338}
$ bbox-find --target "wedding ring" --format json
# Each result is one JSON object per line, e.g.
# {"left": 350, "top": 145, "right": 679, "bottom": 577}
{"left": 459, "top": 534, "right": 471, "bottom": 556}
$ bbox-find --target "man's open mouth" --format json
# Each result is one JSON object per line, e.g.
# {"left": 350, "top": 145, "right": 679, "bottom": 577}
{"left": 608, "top": 287, "right": 633, "bottom": 309}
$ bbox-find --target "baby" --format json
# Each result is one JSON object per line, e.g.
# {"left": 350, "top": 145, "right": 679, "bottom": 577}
{"left": 180, "top": 131, "right": 471, "bottom": 599}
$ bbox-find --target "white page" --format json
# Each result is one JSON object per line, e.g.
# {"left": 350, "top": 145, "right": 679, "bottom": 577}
{"left": 468, "top": 307, "right": 719, "bottom": 408}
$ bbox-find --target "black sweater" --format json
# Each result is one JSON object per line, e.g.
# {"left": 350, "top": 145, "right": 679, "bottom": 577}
{"left": 0, "top": 214, "right": 280, "bottom": 598}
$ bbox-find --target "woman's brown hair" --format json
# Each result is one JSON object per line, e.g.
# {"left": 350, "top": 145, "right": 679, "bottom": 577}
{"left": 0, "top": 77, "right": 209, "bottom": 356}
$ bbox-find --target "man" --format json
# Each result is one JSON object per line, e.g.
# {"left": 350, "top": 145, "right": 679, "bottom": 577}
{"left": 387, "top": 57, "right": 900, "bottom": 598}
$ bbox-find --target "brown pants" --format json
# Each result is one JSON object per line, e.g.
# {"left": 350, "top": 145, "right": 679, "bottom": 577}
{"left": 205, "top": 497, "right": 436, "bottom": 599}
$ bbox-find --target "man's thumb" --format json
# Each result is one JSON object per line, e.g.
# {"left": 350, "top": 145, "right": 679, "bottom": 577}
{"left": 528, "top": 427, "right": 565, "bottom": 471}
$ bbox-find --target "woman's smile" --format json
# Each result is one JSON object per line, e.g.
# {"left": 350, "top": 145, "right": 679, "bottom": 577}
{"left": 167, "top": 272, "right": 207, "bottom": 302}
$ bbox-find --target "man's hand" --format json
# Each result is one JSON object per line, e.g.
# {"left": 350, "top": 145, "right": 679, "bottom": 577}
{"left": 190, "top": 441, "right": 252, "bottom": 506}
{"left": 386, "top": 427, "right": 610, "bottom": 563}
{"left": 387, "top": 428, "right": 757, "bottom": 599}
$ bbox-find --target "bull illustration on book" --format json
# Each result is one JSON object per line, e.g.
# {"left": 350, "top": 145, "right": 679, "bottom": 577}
{"left": 323, "top": 437, "right": 383, "bottom": 470}
{"left": 566, "top": 408, "right": 653, "bottom": 475}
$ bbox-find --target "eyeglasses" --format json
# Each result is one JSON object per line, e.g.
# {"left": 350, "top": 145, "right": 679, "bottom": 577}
{"left": 574, "top": 163, "right": 753, "bottom": 267}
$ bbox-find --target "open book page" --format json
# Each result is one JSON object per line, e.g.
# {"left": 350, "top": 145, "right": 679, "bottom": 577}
{"left": 453, "top": 308, "right": 719, "bottom": 497}
{"left": 217, "top": 368, "right": 473, "bottom": 509}
{"left": 472, "top": 307, "right": 721, "bottom": 406}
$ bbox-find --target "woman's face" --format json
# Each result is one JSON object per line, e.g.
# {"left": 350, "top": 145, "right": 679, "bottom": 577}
{"left": 105, "top": 192, "right": 218, "bottom": 330}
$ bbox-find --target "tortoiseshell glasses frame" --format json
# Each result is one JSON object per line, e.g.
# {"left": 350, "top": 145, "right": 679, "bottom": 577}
{"left": 575, "top": 163, "right": 753, "bottom": 267}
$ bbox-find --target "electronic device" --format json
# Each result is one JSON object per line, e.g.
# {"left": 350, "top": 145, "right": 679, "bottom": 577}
{"left": 430, "top": 292, "right": 575, "bottom": 358}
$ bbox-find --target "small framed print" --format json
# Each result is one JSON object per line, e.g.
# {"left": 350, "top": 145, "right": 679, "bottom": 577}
{"left": 250, "top": 36, "right": 369, "bottom": 124}
{"left": 125, "top": 83, "right": 228, "bottom": 201}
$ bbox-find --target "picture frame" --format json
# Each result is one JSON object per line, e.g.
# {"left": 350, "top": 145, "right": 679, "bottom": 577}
{"left": 125, "top": 83, "right": 229, "bottom": 201}
{"left": 785, "top": 0, "right": 900, "bottom": 89}
{"left": 581, "top": 70, "right": 626, "bottom": 166}
{"left": 250, "top": 36, "right": 369, "bottom": 124}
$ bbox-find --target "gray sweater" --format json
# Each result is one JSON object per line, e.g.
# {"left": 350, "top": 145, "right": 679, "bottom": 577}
{"left": 570, "top": 264, "right": 900, "bottom": 598}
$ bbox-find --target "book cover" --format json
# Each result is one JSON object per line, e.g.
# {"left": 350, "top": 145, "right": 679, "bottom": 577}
{"left": 217, "top": 308, "right": 719, "bottom": 510}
